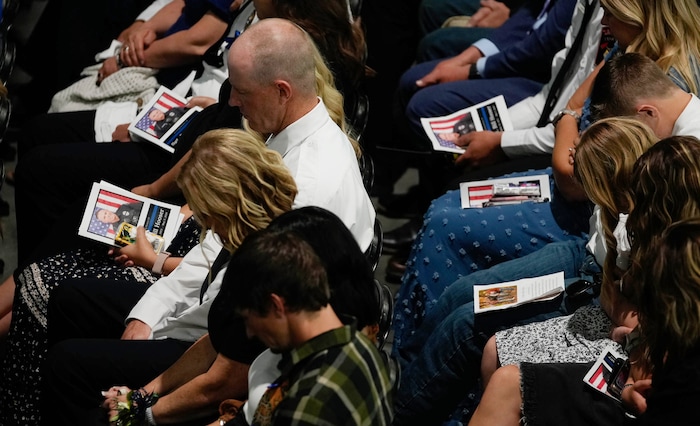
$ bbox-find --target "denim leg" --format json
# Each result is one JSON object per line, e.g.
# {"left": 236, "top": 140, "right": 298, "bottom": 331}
{"left": 395, "top": 238, "right": 589, "bottom": 360}
{"left": 393, "top": 239, "right": 593, "bottom": 423}
{"left": 392, "top": 174, "right": 591, "bottom": 351}
{"left": 394, "top": 303, "right": 488, "bottom": 425}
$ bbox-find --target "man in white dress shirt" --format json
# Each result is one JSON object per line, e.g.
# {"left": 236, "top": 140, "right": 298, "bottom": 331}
{"left": 42, "top": 18, "right": 376, "bottom": 425}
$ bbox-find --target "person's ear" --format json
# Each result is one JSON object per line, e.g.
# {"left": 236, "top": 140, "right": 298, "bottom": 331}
{"left": 274, "top": 80, "right": 293, "bottom": 103}
{"left": 270, "top": 293, "right": 286, "bottom": 317}
{"left": 635, "top": 104, "right": 660, "bottom": 131}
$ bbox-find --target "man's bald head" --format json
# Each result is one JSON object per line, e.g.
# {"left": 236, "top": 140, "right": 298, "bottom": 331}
{"left": 228, "top": 18, "right": 317, "bottom": 97}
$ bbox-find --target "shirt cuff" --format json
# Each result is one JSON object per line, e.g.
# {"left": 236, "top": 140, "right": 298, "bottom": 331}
{"left": 475, "top": 57, "right": 487, "bottom": 75}
{"left": 472, "top": 39, "right": 499, "bottom": 58}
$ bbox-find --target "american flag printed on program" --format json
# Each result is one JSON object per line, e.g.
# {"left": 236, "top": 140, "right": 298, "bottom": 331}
{"left": 87, "top": 190, "right": 139, "bottom": 238}
{"left": 135, "top": 92, "right": 187, "bottom": 137}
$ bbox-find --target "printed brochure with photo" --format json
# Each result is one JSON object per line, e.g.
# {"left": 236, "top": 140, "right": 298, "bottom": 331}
{"left": 78, "top": 181, "right": 182, "bottom": 252}
{"left": 128, "top": 86, "right": 202, "bottom": 153}
{"left": 459, "top": 174, "right": 551, "bottom": 208}
{"left": 583, "top": 347, "right": 630, "bottom": 402}
{"left": 473, "top": 271, "right": 565, "bottom": 314}
{"left": 421, "top": 95, "right": 513, "bottom": 154}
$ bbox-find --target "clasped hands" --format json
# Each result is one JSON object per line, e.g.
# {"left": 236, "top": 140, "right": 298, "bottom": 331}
{"left": 102, "top": 386, "right": 132, "bottom": 424}
{"left": 97, "top": 23, "right": 157, "bottom": 85}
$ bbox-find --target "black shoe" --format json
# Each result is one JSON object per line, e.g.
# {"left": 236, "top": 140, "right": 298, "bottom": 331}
{"left": 384, "top": 245, "right": 410, "bottom": 284}
{"left": 383, "top": 217, "right": 422, "bottom": 251}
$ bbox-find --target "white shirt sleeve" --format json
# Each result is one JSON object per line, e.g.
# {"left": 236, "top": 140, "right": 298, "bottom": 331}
{"left": 127, "top": 231, "right": 223, "bottom": 336}
{"left": 499, "top": 95, "right": 556, "bottom": 157}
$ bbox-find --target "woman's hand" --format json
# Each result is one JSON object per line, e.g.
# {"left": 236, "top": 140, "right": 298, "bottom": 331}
{"left": 112, "top": 123, "right": 132, "bottom": 142}
{"left": 97, "top": 57, "right": 120, "bottom": 86}
{"left": 121, "top": 28, "right": 158, "bottom": 67}
{"left": 621, "top": 379, "right": 651, "bottom": 415}
{"left": 102, "top": 386, "right": 132, "bottom": 423}
{"left": 109, "top": 227, "right": 158, "bottom": 269}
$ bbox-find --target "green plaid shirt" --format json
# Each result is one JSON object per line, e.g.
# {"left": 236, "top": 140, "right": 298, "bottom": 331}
{"left": 270, "top": 321, "right": 394, "bottom": 425}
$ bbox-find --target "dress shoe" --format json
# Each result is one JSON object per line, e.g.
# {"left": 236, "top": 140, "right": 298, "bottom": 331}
{"left": 384, "top": 245, "right": 410, "bottom": 284}
{"left": 383, "top": 217, "right": 422, "bottom": 251}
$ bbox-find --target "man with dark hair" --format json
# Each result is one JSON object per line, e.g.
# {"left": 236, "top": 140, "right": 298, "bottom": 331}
{"left": 231, "top": 229, "right": 393, "bottom": 425}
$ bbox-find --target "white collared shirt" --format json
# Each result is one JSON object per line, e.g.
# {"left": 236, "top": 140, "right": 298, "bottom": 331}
{"left": 266, "top": 98, "right": 376, "bottom": 251}
{"left": 672, "top": 94, "right": 700, "bottom": 139}
{"left": 128, "top": 99, "right": 376, "bottom": 342}
{"left": 129, "top": 230, "right": 227, "bottom": 341}
{"left": 501, "top": 0, "right": 603, "bottom": 157}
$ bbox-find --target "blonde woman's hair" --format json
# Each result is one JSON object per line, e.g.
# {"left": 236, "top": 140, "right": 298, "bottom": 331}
{"left": 636, "top": 218, "right": 700, "bottom": 371}
{"left": 601, "top": 0, "right": 700, "bottom": 94}
{"left": 177, "top": 129, "right": 297, "bottom": 253}
{"left": 574, "top": 117, "right": 658, "bottom": 304}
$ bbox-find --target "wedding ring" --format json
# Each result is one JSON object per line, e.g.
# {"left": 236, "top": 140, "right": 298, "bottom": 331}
{"left": 124, "top": 45, "right": 131, "bottom": 53}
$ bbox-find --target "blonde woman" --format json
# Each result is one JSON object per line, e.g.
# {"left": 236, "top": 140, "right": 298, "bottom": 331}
{"left": 479, "top": 117, "right": 658, "bottom": 383}
{"left": 471, "top": 138, "right": 700, "bottom": 426}
{"left": 0, "top": 129, "right": 297, "bottom": 425}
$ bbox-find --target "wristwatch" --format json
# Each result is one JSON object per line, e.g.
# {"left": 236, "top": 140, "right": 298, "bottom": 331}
{"left": 152, "top": 251, "right": 171, "bottom": 276}
{"left": 551, "top": 109, "right": 581, "bottom": 127}
{"left": 468, "top": 64, "right": 481, "bottom": 79}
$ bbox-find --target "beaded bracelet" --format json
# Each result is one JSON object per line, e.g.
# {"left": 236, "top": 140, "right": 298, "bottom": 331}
{"left": 112, "top": 388, "right": 159, "bottom": 426}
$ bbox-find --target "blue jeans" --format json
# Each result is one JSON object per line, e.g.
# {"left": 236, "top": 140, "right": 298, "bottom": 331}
{"left": 392, "top": 169, "right": 593, "bottom": 350}
{"left": 393, "top": 238, "right": 597, "bottom": 424}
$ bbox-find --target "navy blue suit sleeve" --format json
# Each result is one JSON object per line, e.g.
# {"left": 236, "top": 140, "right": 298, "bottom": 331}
{"left": 487, "top": 0, "right": 547, "bottom": 50}
{"left": 482, "top": 0, "right": 577, "bottom": 83}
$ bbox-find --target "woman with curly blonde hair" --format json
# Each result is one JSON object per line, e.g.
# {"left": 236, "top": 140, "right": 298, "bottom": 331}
{"left": 0, "top": 128, "right": 297, "bottom": 425}
{"left": 178, "top": 128, "right": 297, "bottom": 252}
